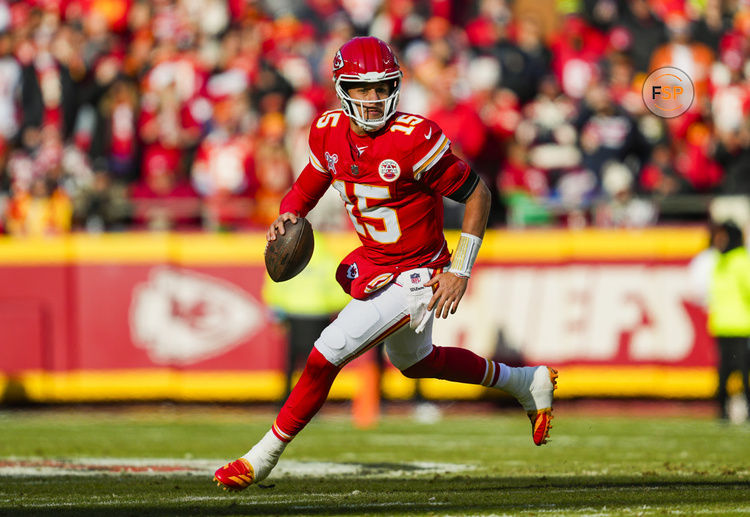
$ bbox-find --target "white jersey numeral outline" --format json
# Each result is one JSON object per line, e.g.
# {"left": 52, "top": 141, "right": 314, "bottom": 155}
{"left": 332, "top": 181, "right": 402, "bottom": 244}
{"left": 316, "top": 110, "right": 342, "bottom": 128}
{"left": 390, "top": 114, "right": 424, "bottom": 135}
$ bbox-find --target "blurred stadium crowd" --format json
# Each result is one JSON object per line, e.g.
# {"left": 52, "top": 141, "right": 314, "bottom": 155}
{"left": 0, "top": 0, "right": 748, "bottom": 235}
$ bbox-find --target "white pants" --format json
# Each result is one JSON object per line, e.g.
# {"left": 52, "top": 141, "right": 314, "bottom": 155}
{"left": 313, "top": 268, "right": 434, "bottom": 370}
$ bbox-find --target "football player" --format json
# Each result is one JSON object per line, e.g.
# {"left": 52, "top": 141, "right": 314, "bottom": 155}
{"left": 215, "top": 36, "right": 558, "bottom": 490}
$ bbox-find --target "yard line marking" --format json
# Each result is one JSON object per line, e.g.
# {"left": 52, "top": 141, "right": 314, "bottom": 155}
{"left": 0, "top": 457, "right": 474, "bottom": 478}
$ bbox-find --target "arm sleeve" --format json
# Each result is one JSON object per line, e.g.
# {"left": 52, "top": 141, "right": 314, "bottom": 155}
{"left": 279, "top": 162, "right": 331, "bottom": 217}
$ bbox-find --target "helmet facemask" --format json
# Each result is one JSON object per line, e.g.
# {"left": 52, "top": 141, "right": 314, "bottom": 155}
{"left": 335, "top": 74, "right": 402, "bottom": 132}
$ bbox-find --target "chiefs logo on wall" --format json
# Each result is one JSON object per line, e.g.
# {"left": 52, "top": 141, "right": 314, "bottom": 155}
{"left": 129, "top": 268, "right": 263, "bottom": 365}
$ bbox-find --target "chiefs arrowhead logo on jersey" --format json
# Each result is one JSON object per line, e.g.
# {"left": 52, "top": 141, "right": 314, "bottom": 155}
{"left": 378, "top": 159, "right": 400, "bottom": 182}
{"left": 129, "top": 268, "right": 263, "bottom": 365}
{"left": 333, "top": 50, "right": 344, "bottom": 71}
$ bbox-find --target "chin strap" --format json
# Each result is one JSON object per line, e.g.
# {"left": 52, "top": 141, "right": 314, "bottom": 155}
{"left": 448, "top": 232, "right": 482, "bottom": 278}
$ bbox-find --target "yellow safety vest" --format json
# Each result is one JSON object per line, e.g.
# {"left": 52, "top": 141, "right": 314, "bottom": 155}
{"left": 262, "top": 232, "right": 350, "bottom": 316}
{"left": 708, "top": 247, "right": 750, "bottom": 337}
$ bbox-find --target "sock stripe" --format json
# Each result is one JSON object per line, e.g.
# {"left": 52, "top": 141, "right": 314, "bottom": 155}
{"left": 481, "top": 359, "right": 494, "bottom": 387}
{"left": 490, "top": 361, "right": 501, "bottom": 386}
{"left": 272, "top": 422, "right": 293, "bottom": 443}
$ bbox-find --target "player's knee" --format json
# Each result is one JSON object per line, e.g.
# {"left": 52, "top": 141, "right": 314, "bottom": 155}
{"left": 304, "top": 347, "right": 338, "bottom": 377}
{"left": 313, "top": 325, "right": 347, "bottom": 366}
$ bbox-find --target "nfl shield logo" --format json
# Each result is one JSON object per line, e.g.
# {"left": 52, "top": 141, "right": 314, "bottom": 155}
{"left": 410, "top": 273, "right": 421, "bottom": 284}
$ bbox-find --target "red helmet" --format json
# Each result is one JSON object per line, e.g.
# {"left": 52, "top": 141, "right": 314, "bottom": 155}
{"left": 333, "top": 37, "right": 402, "bottom": 131}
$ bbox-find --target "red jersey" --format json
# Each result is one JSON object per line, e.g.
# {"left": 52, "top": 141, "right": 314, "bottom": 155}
{"left": 280, "top": 110, "right": 476, "bottom": 298}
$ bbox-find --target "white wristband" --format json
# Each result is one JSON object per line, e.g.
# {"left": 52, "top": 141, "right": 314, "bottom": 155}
{"left": 448, "top": 232, "right": 482, "bottom": 278}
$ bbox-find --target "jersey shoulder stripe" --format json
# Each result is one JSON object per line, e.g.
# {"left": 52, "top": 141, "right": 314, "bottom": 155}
{"left": 413, "top": 133, "right": 450, "bottom": 180}
{"left": 309, "top": 148, "right": 326, "bottom": 173}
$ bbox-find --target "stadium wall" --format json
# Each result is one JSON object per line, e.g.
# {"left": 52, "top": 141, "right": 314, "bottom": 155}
{"left": 0, "top": 228, "right": 716, "bottom": 403}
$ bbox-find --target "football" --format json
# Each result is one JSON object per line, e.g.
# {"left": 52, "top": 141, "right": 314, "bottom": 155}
{"left": 264, "top": 217, "right": 315, "bottom": 282}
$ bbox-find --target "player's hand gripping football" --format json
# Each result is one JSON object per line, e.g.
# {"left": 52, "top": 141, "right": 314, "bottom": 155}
{"left": 266, "top": 212, "right": 298, "bottom": 242}
{"left": 424, "top": 272, "right": 468, "bottom": 319}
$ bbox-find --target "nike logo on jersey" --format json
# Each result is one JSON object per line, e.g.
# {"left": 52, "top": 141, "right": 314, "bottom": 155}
{"left": 424, "top": 128, "right": 432, "bottom": 139}
{"left": 356, "top": 145, "right": 367, "bottom": 155}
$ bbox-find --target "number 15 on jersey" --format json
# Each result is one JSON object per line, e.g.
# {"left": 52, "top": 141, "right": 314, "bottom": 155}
{"left": 332, "top": 181, "right": 402, "bottom": 244}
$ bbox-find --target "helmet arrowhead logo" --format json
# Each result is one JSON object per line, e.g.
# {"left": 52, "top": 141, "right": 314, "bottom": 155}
{"left": 333, "top": 50, "right": 344, "bottom": 71}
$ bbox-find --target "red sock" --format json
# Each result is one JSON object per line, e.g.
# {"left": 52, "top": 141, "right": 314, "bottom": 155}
{"left": 401, "top": 345, "right": 488, "bottom": 384}
{"left": 272, "top": 347, "right": 340, "bottom": 442}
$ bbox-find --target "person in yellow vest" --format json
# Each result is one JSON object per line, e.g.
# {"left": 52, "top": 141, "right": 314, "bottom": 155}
{"left": 263, "top": 231, "right": 350, "bottom": 402}
{"left": 707, "top": 221, "right": 750, "bottom": 421}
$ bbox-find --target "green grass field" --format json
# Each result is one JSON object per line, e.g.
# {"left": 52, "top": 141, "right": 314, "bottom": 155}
{"left": 1, "top": 402, "right": 749, "bottom": 516}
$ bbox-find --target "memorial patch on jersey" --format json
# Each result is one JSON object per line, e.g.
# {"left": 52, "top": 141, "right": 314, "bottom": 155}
{"left": 378, "top": 159, "right": 400, "bottom": 182}
{"left": 325, "top": 152, "right": 338, "bottom": 175}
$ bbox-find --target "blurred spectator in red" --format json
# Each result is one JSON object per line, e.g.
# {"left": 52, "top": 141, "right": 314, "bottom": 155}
{"left": 497, "top": 139, "right": 552, "bottom": 226}
{"left": 649, "top": 12, "right": 714, "bottom": 104}
{"left": 674, "top": 122, "right": 723, "bottom": 192}
{"left": 426, "top": 60, "right": 487, "bottom": 165}
{"left": 718, "top": 10, "right": 750, "bottom": 77}
{"left": 190, "top": 88, "right": 257, "bottom": 231}
{"left": 711, "top": 54, "right": 750, "bottom": 148}
{"left": 467, "top": 1, "right": 547, "bottom": 104}
{"left": 548, "top": 15, "right": 608, "bottom": 100}
{"left": 294, "top": 0, "right": 347, "bottom": 37}
{"left": 371, "top": 0, "right": 427, "bottom": 47}
{"left": 604, "top": 53, "right": 642, "bottom": 115}
{"left": 137, "top": 39, "right": 206, "bottom": 189}
{"left": 130, "top": 150, "right": 199, "bottom": 231}
{"left": 639, "top": 143, "right": 691, "bottom": 197}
